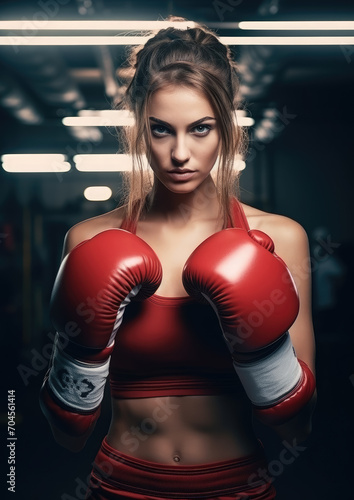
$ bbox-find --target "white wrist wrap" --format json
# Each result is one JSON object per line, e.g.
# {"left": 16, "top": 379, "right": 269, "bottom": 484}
{"left": 48, "top": 285, "right": 141, "bottom": 412}
{"left": 48, "top": 334, "right": 109, "bottom": 412}
{"left": 233, "top": 332, "right": 302, "bottom": 407}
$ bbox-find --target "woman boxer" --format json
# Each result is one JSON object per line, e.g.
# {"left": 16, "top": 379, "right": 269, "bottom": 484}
{"left": 40, "top": 16, "right": 317, "bottom": 499}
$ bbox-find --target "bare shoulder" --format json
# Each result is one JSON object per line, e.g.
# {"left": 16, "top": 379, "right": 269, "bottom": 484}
{"left": 241, "top": 203, "right": 309, "bottom": 260}
{"left": 62, "top": 206, "right": 125, "bottom": 258}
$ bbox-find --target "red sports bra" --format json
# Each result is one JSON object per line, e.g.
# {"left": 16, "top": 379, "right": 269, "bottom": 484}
{"left": 109, "top": 199, "right": 250, "bottom": 399}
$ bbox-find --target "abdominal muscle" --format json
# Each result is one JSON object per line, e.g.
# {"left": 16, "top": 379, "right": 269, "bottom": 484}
{"left": 106, "top": 393, "right": 260, "bottom": 465}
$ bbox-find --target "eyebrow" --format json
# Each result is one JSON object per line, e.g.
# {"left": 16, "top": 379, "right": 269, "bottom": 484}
{"left": 149, "top": 116, "right": 216, "bottom": 128}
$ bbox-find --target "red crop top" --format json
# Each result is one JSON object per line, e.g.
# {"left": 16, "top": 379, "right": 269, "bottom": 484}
{"left": 109, "top": 199, "right": 250, "bottom": 399}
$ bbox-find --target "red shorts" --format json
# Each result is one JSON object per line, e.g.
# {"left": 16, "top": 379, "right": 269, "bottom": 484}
{"left": 86, "top": 438, "right": 276, "bottom": 499}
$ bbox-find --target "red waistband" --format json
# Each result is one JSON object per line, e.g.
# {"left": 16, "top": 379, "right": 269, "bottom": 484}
{"left": 88, "top": 437, "right": 276, "bottom": 499}
{"left": 109, "top": 373, "right": 243, "bottom": 399}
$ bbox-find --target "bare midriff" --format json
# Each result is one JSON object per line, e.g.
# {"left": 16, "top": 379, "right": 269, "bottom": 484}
{"left": 106, "top": 393, "right": 260, "bottom": 465}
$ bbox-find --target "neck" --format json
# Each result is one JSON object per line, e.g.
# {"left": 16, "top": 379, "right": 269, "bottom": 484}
{"left": 146, "top": 175, "right": 221, "bottom": 225}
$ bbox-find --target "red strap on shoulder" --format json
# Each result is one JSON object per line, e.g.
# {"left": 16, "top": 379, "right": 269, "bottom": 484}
{"left": 227, "top": 198, "right": 250, "bottom": 231}
{"left": 120, "top": 217, "right": 137, "bottom": 233}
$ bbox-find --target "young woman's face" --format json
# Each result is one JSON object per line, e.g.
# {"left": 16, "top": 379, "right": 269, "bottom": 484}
{"left": 146, "top": 85, "right": 220, "bottom": 194}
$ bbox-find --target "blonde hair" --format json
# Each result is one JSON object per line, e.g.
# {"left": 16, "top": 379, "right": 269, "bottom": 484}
{"left": 116, "top": 15, "right": 247, "bottom": 227}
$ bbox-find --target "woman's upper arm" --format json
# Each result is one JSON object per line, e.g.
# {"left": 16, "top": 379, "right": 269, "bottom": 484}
{"left": 60, "top": 218, "right": 105, "bottom": 261}
{"left": 61, "top": 224, "right": 87, "bottom": 260}
{"left": 265, "top": 217, "right": 316, "bottom": 377}
{"left": 60, "top": 208, "right": 125, "bottom": 261}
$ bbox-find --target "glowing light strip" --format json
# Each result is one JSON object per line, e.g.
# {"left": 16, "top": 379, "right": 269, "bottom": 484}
{"left": 64, "top": 113, "right": 254, "bottom": 127}
{"left": 0, "top": 20, "right": 196, "bottom": 30}
{"left": 238, "top": 21, "right": 354, "bottom": 30}
{"left": 74, "top": 154, "right": 245, "bottom": 172}
{"left": 0, "top": 36, "right": 353, "bottom": 46}
{"left": 84, "top": 186, "right": 112, "bottom": 201}
{"left": 1, "top": 20, "right": 352, "bottom": 31}
{"left": 220, "top": 36, "right": 354, "bottom": 45}
{"left": 63, "top": 115, "right": 134, "bottom": 127}
{"left": 0, "top": 36, "right": 152, "bottom": 45}
{"left": 74, "top": 154, "right": 139, "bottom": 172}
{"left": 78, "top": 110, "right": 132, "bottom": 116}
{"left": 77, "top": 109, "right": 248, "bottom": 117}
{"left": 238, "top": 117, "right": 255, "bottom": 126}
{"left": 1, "top": 154, "right": 70, "bottom": 172}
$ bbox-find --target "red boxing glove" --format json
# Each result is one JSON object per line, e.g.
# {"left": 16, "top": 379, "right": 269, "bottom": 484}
{"left": 183, "top": 228, "right": 316, "bottom": 426}
{"left": 40, "top": 229, "right": 162, "bottom": 442}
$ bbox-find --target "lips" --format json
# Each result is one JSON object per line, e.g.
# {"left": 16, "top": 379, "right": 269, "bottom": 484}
{"left": 168, "top": 169, "right": 195, "bottom": 174}
{"left": 166, "top": 169, "right": 197, "bottom": 181}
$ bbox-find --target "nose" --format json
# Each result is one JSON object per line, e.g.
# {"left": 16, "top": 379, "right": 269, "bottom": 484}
{"left": 171, "top": 135, "right": 191, "bottom": 164}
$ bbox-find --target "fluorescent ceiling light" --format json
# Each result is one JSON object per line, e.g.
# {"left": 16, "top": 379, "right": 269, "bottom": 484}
{"left": 1, "top": 20, "right": 351, "bottom": 31}
{"left": 1, "top": 154, "right": 70, "bottom": 173}
{"left": 65, "top": 111, "right": 254, "bottom": 127}
{"left": 64, "top": 110, "right": 135, "bottom": 127}
{"left": 0, "top": 20, "right": 195, "bottom": 30}
{"left": 78, "top": 110, "right": 131, "bottom": 117}
{"left": 237, "top": 117, "right": 255, "bottom": 126}
{"left": 236, "top": 159, "right": 246, "bottom": 171}
{"left": 78, "top": 109, "right": 247, "bottom": 117}
{"left": 220, "top": 36, "right": 354, "bottom": 45}
{"left": 0, "top": 36, "right": 152, "bottom": 46}
{"left": 75, "top": 154, "right": 244, "bottom": 172}
{"left": 78, "top": 110, "right": 134, "bottom": 126}
{"left": 74, "top": 154, "right": 144, "bottom": 172}
{"left": 1, "top": 36, "right": 353, "bottom": 46}
{"left": 239, "top": 21, "right": 354, "bottom": 30}
{"left": 84, "top": 186, "right": 112, "bottom": 201}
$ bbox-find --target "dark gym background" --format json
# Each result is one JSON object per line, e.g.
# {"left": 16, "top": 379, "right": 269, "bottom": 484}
{"left": 0, "top": 1, "right": 353, "bottom": 499}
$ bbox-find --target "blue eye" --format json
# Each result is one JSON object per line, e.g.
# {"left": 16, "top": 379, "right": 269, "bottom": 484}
{"left": 150, "top": 124, "right": 212, "bottom": 137}
{"left": 151, "top": 125, "right": 169, "bottom": 136}
{"left": 193, "top": 124, "right": 212, "bottom": 135}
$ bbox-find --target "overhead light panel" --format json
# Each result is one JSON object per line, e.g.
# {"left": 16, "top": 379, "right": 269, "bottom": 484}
{"left": 235, "top": 155, "right": 246, "bottom": 171}
{"left": 1, "top": 20, "right": 352, "bottom": 31}
{"left": 0, "top": 36, "right": 153, "bottom": 46}
{"left": 84, "top": 186, "right": 112, "bottom": 201}
{"left": 1, "top": 154, "right": 71, "bottom": 173}
{"left": 1, "top": 35, "right": 353, "bottom": 46}
{"left": 0, "top": 19, "right": 194, "bottom": 47}
{"left": 74, "top": 153, "right": 244, "bottom": 173}
{"left": 237, "top": 117, "right": 255, "bottom": 126}
{"left": 64, "top": 110, "right": 134, "bottom": 127}
{"left": 65, "top": 110, "right": 254, "bottom": 127}
{"left": 1, "top": 36, "right": 354, "bottom": 46}
{"left": 220, "top": 36, "right": 354, "bottom": 45}
{"left": 0, "top": 20, "right": 196, "bottom": 30}
{"left": 74, "top": 154, "right": 144, "bottom": 172}
{"left": 239, "top": 21, "right": 354, "bottom": 30}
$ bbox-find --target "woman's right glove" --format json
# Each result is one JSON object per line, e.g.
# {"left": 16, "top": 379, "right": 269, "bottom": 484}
{"left": 40, "top": 229, "right": 162, "bottom": 440}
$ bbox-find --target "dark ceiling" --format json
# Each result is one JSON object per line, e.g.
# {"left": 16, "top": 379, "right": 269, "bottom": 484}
{"left": 0, "top": 0, "right": 353, "bottom": 171}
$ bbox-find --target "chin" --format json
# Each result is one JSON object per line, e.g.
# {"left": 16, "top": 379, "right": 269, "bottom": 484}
{"left": 164, "top": 181, "right": 200, "bottom": 194}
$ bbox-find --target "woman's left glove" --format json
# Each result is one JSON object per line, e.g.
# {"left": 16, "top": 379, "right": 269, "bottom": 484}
{"left": 183, "top": 228, "right": 316, "bottom": 426}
